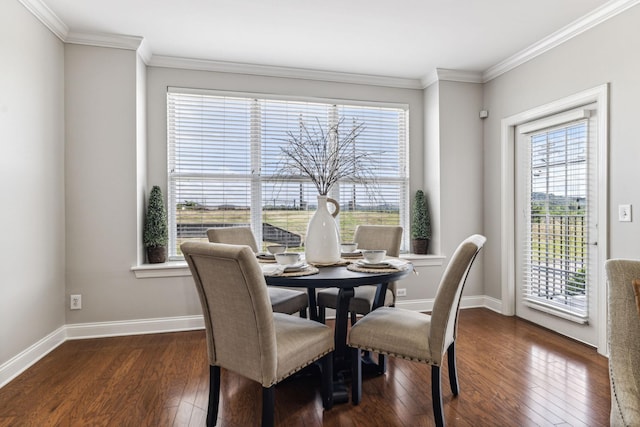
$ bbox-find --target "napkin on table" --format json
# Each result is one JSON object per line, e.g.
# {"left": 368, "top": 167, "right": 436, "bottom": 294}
{"left": 385, "top": 258, "right": 410, "bottom": 270}
{"left": 262, "top": 264, "right": 286, "bottom": 276}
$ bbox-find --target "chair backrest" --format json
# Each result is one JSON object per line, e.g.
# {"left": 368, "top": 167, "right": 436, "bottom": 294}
{"left": 207, "top": 226, "right": 259, "bottom": 253}
{"left": 604, "top": 259, "right": 640, "bottom": 424}
{"left": 181, "top": 241, "right": 277, "bottom": 386}
{"left": 353, "top": 225, "right": 403, "bottom": 257}
{"left": 354, "top": 225, "right": 403, "bottom": 296}
{"left": 429, "top": 234, "right": 486, "bottom": 362}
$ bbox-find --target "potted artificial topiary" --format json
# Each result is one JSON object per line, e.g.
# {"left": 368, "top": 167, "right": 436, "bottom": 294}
{"left": 411, "top": 190, "right": 431, "bottom": 254}
{"left": 144, "top": 185, "right": 168, "bottom": 263}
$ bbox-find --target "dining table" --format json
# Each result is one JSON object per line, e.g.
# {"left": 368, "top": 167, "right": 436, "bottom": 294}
{"left": 260, "top": 256, "right": 413, "bottom": 403}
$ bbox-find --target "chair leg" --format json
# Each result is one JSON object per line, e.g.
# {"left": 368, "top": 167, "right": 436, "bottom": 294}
{"left": 447, "top": 341, "right": 459, "bottom": 396}
{"left": 350, "top": 311, "right": 357, "bottom": 326}
{"left": 321, "top": 353, "right": 334, "bottom": 410}
{"left": 299, "top": 307, "right": 307, "bottom": 318}
{"left": 351, "top": 347, "right": 362, "bottom": 405}
{"left": 207, "top": 365, "right": 220, "bottom": 427}
{"left": 318, "top": 305, "right": 326, "bottom": 323}
{"left": 261, "top": 386, "right": 275, "bottom": 427}
{"left": 431, "top": 365, "right": 445, "bottom": 427}
{"left": 377, "top": 354, "right": 387, "bottom": 375}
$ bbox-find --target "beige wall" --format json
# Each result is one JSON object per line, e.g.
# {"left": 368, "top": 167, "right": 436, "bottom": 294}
{"left": 421, "top": 80, "right": 485, "bottom": 298}
{"left": 482, "top": 4, "right": 640, "bottom": 301}
{"left": 0, "top": 0, "right": 65, "bottom": 365}
{"left": 64, "top": 44, "right": 202, "bottom": 324}
{"left": 437, "top": 81, "right": 485, "bottom": 296}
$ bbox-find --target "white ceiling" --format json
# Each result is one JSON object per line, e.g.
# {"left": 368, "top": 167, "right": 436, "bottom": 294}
{"left": 38, "top": 0, "right": 618, "bottom": 83}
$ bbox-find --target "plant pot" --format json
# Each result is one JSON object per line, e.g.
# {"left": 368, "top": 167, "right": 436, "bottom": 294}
{"left": 412, "top": 239, "right": 429, "bottom": 255}
{"left": 147, "top": 246, "right": 167, "bottom": 264}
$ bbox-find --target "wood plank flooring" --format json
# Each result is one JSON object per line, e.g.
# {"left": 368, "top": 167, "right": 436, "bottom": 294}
{"left": 0, "top": 309, "right": 610, "bottom": 426}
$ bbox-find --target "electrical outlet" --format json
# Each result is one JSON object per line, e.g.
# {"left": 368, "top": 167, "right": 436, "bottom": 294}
{"left": 70, "top": 294, "right": 82, "bottom": 310}
{"left": 619, "top": 204, "right": 632, "bottom": 222}
{"left": 396, "top": 288, "right": 407, "bottom": 297}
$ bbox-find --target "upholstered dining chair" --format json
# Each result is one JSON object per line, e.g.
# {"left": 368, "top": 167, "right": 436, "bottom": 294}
{"left": 207, "top": 226, "right": 309, "bottom": 317}
{"left": 182, "top": 242, "right": 334, "bottom": 427}
{"left": 316, "top": 225, "right": 403, "bottom": 324}
{"left": 604, "top": 259, "right": 640, "bottom": 426}
{"left": 348, "top": 234, "right": 486, "bottom": 427}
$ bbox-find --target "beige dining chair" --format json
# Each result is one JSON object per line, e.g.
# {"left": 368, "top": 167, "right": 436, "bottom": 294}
{"left": 348, "top": 234, "right": 486, "bottom": 427}
{"left": 207, "top": 226, "right": 309, "bottom": 317}
{"left": 182, "top": 242, "right": 334, "bottom": 427}
{"left": 604, "top": 259, "right": 640, "bottom": 426}
{"left": 316, "top": 225, "right": 403, "bottom": 324}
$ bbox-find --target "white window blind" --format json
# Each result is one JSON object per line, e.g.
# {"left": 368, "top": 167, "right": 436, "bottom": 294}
{"left": 520, "top": 115, "right": 592, "bottom": 321}
{"left": 167, "top": 89, "right": 409, "bottom": 259}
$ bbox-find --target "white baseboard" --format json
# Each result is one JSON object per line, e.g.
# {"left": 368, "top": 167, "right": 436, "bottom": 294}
{"left": 0, "top": 326, "right": 66, "bottom": 389}
{"left": 1, "top": 296, "right": 503, "bottom": 390}
{"left": 65, "top": 315, "right": 205, "bottom": 340}
{"left": 482, "top": 295, "right": 503, "bottom": 313}
{"left": 395, "top": 295, "right": 503, "bottom": 313}
{"left": 0, "top": 315, "right": 204, "bottom": 390}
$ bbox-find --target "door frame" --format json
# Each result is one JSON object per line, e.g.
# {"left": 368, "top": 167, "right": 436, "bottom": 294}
{"left": 499, "top": 84, "right": 608, "bottom": 355}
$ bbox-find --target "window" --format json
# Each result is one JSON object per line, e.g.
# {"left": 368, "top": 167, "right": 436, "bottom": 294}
{"left": 516, "top": 107, "right": 597, "bottom": 322}
{"left": 167, "top": 88, "right": 409, "bottom": 259}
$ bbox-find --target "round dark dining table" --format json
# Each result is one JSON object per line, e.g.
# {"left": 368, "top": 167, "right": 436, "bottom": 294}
{"left": 264, "top": 262, "right": 413, "bottom": 402}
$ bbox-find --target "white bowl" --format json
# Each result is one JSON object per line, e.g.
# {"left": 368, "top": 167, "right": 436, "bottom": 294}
{"left": 267, "top": 244, "right": 287, "bottom": 254}
{"left": 340, "top": 242, "right": 358, "bottom": 253}
{"left": 275, "top": 252, "right": 301, "bottom": 266}
{"left": 362, "top": 249, "right": 386, "bottom": 264}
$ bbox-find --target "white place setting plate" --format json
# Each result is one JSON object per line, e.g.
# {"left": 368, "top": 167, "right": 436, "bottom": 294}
{"left": 283, "top": 263, "right": 309, "bottom": 272}
{"left": 341, "top": 250, "right": 362, "bottom": 258}
{"left": 355, "top": 260, "right": 392, "bottom": 269}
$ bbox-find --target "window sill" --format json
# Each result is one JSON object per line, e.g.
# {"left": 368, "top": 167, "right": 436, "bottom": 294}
{"left": 132, "top": 261, "right": 190, "bottom": 278}
{"left": 132, "top": 254, "right": 445, "bottom": 279}
{"left": 400, "top": 253, "right": 445, "bottom": 267}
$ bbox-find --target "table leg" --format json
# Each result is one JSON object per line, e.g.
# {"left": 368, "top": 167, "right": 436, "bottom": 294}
{"left": 334, "top": 287, "right": 354, "bottom": 363}
{"left": 331, "top": 287, "right": 354, "bottom": 403}
{"left": 307, "top": 288, "right": 319, "bottom": 321}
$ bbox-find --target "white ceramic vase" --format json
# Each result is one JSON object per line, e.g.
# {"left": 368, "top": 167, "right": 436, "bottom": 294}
{"left": 305, "top": 195, "right": 341, "bottom": 264}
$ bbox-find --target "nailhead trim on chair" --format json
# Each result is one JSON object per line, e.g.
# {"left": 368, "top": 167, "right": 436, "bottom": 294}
{"left": 349, "top": 345, "right": 440, "bottom": 367}
{"left": 270, "top": 349, "right": 334, "bottom": 386}
{"left": 609, "top": 359, "right": 627, "bottom": 425}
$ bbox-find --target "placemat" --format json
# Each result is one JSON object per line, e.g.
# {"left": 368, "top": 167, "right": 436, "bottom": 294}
{"left": 281, "top": 266, "right": 319, "bottom": 277}
{"left": 341, "top": 252, "right": 363, "bottom": 259}
{"left": 347, "top": 259, "right": 411, "bottom": 274}
{"left": 309, "top": 259, "right": 351, "bottom": 267}
{"left": 262, "top": 264, "right": 319, "bottom": 277}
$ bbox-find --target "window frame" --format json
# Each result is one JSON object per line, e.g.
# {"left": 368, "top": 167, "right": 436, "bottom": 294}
{"left": 166, "top": 87, "right": 410, "bottom": 260}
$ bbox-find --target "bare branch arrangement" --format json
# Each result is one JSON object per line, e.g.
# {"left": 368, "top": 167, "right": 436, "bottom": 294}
{"left": 278, "top": 117, "right": 378, "bottom": 196}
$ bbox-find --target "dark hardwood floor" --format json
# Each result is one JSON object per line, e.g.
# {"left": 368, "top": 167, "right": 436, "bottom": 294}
{"left": 0, "top": 308, "right": 610, "bottom": 426}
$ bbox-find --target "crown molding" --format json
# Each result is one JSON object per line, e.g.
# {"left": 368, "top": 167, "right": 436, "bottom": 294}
{"left": 20, "top": 0, "right": 640, "bottom": 88}
{"left": 421, "top": 69, "right": 439, "bottom": 88}
{"left": 65, "top": 31, "right": 144, "bottom": 51}
{"left": 437, "top": 69, "right": 483, "bottom": 83}
{"left": 148, "top": 55, "right": 424, "bottom": 89}
{"left": 420, "top": 68, "right": 483, "bottom": 88}
{"left": 18, "top": 0, "right": 68, "bottom": 41}
{"left": 136, "top": 38, "right": 153, "bottom": 64}
{"left": 483, "top": 0, "right": 640, "bottom": 82}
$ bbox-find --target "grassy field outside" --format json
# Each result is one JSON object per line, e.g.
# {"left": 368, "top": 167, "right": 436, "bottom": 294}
{"left": 174, "top": 208, "right": 399, "bottom": 253}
